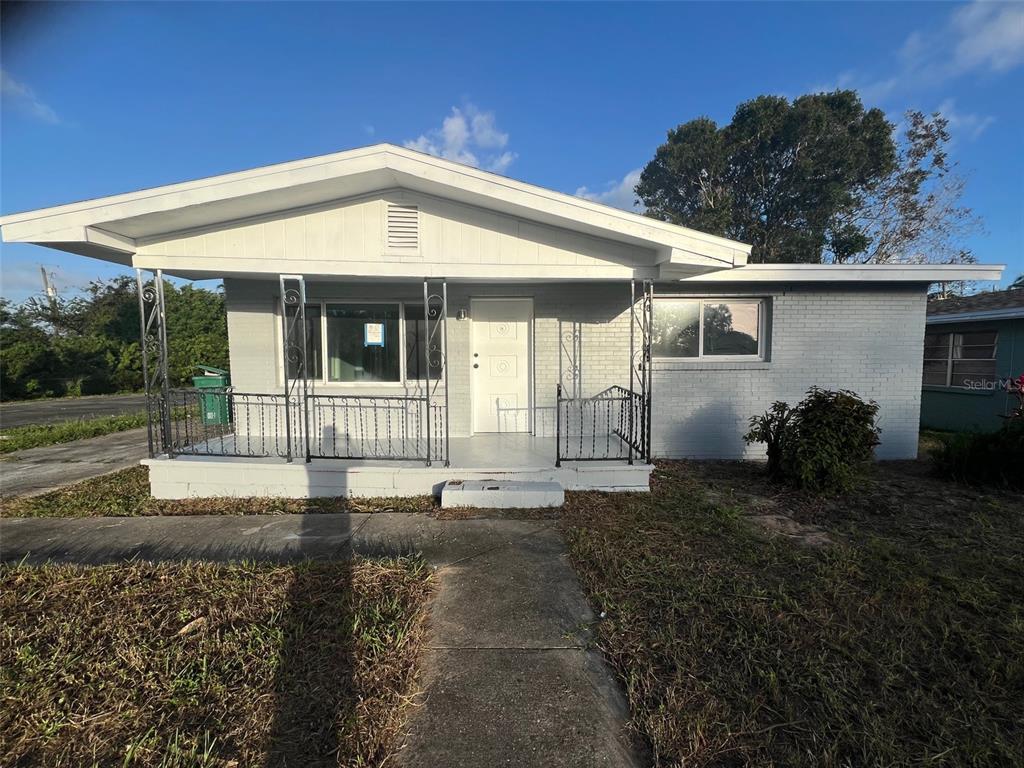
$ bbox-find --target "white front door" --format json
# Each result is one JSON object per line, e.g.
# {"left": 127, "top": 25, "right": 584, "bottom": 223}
{"left": 471, "top": 298, "right": 532, "bottom": 433}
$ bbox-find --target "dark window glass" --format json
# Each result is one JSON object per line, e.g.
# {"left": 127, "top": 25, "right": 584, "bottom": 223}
{"left": 285, "top": 304, "right": 322, "bottom": 380}
{"left": 325, "top": 303, "right": 400, "bottom": 382}
{"left": 404, "top": 305, "right": 444, "bottom": 380}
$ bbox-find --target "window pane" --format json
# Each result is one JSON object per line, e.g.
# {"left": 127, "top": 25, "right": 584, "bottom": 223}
{"left": 953, "top": 331, "right": 997, "bottom": 360}
{"left": 703, "top": 301, "right": 760, "bottom": 356}
{"left": 922, "top": 360, "right": 949, "bottom": 386}
{"left": 652, "top": 300, "right": 699, "bottom": 357}
{"left": 951, "top": 360, "right": 998, "bottom": 388}
{"left": 404, "top": 305, "right": 443, "bottom": 380}
{"left": 326, "top": 304, "right": 400, "bottom": 382}
{"left": 285, "top": 304, "right": 322, "bottom": 380}
{"left": 923, "top": 333, "right": 950, "bottom": 361}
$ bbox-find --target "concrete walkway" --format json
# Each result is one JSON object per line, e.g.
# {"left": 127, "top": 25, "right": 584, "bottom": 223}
{"left": 0, "top": 513, "right": 639, "bottom": 767}
{"left": 0, "top": 427, "right": 150, "bottom": 497}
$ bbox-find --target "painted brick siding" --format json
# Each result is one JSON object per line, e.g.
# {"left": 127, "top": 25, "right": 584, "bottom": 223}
{"left": 651, "top": 285, "right": 926, "bottom": 460}
{"left": 224, "top": 280, "right": 925, "bottom": 459}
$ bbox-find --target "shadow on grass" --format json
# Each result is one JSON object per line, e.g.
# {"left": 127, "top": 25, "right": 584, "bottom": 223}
{"left": 264, "top": 513, "right": 354, "bottom": 766}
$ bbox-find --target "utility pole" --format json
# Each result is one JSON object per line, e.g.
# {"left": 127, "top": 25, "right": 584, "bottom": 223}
{"left": 39, "top": 266, "right": 60, "bottom": 336}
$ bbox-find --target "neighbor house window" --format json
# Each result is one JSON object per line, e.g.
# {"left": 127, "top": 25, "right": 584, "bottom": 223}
{"left": 923, "top": 330, "right": 998, "bottom": 389}
{"left": 325, "top": 303, "right": 401, "bottom": 382}
{"left": 285, "top": 304, "right": 323, "bottom": 380}
{"left": 653, "top": 298, "right": 764, "bottom": 359}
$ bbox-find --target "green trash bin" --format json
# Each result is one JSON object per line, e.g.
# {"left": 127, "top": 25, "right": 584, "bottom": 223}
{"left": 191, "top": 365, "right": 231, "bottom": 426}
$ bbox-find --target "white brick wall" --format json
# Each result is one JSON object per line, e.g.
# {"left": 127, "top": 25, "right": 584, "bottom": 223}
{"left": 650, "top": 285, "right": 926, "bottom": 460}
{"left": 224, "top": 280, "right": 926, "bottom": 460}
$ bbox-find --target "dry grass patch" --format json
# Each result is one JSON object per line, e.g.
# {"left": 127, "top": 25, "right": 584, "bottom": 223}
{"left": 0, "top": 558, "right": 432, "bottom": 766}
{"left": 563, "top": 461, "right": 1024, "bottom": 767}
{"left": 0, "top": 466, "right": 436, "bottom": 518}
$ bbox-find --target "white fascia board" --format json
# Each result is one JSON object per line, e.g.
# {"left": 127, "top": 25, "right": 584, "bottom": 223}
{"left": 672, "top": 263, "right": 1005, "bottom": 283}
{"left": 926, "top": 307, "right": 1024, "bottom": 324}
{"left": 0, "top": 144, "right": 751, "bottom": 268}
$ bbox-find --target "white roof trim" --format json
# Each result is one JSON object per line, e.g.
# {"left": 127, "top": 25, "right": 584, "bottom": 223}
{"left": 670, "top": 263, "right": 1005, "bottom": 283}
{"left": 0, "top": 143, "right": 751, "bottom": 268}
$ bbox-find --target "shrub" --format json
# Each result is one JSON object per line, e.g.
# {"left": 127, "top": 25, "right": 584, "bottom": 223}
{"left": 746, "top": 387, "right": 881, "bottom": 494}
{"left": 931, "top": 420, "right": 1024, "bottom": 490}
{"left": 743, "top": 400, "right": 793, "bottom": 480}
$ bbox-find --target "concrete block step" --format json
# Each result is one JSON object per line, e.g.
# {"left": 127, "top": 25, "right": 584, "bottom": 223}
{"left": 440, "top": 479, "right": 565, "bottom": 509}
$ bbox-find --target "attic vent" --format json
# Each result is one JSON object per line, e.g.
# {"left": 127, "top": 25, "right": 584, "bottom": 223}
{"left": 386, "top": 204, "right": 419, "bottom": 250}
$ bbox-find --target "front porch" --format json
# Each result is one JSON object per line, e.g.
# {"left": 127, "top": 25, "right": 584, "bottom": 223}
{"left": 136, "top": 269, "right": 656, "bottom": 499}
{"left": 143, "top": 433, "right": 653, "bottom": 499}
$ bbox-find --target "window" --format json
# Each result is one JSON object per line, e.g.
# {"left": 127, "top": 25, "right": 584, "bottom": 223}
{"left": 325, "top": 303, "right": 401, "bottom": 382}
{"left": 923, "top": 330, "right": 998, "bottom": 389}
{"left": 404, "top": 304, "right": 443, "bottom": 381}
{"left": 653, "top": 298, "right": 764, "bottom": 359}
{"left": 285, "top": 304, "right": 322, "bottom": 380}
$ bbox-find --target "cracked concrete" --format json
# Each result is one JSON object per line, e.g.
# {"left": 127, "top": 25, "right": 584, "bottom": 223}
{"left": 0, "top": 512, "right": 640, "bottom": 767}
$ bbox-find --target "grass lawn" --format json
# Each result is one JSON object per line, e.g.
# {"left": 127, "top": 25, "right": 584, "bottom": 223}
{"left": 0, "top": 558, "right": 432, "bottom": 767}
{"left": 0, "top": 466, "right": 435, "bottom": 517}
{"left": 562, "top": 459, "right": 1024, "bottom": 767}
{"left": 0, "top": 413, "right": 150, "bottom": 454}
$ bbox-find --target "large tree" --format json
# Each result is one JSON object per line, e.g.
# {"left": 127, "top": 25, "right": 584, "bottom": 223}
{"left": 636, "top": 90, "right": 976, "bottom": 265}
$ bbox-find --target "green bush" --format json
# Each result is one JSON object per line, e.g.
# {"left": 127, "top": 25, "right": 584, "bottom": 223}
{"left": 746, "top": 387, "right": 881, "bottom": 494}
{"left": 931, "top": 420, "right": 1024, "bottom": 490}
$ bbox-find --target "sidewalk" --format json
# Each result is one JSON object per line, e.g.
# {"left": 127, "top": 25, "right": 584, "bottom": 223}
{"left": 0, "top": 512, "right": 640, "bottom": 767}
{"left": 0, "top": 428, "right": 150, "bottom": 498}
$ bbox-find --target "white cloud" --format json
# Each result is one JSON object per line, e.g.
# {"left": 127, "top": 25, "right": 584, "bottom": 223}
{"left": 0, "top": 70, "right": 59, "bottom": 124}
{"left": 950, "top": 1, "right": 1024, "bottom": 74}
{"left": 830, "top": 1, "right": 1024, "bottom": 104}
{"left": 575, "top": 168, "right": 643, "bottom": 212}
{"left": 937, "top": 98, "right": 996, "bottom": 141}
{"left": 404, "top": 103, "right": 517, "bottom": 173}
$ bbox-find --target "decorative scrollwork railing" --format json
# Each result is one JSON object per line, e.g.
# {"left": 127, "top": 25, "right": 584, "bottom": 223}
{"left": 164, "top": 388, "right": 447, "bottom": 463}
{"left": 555, "top": 384, "right": 647, "bottom": 465}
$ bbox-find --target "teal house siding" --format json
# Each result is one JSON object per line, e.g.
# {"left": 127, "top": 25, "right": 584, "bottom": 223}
{"left": 921, "top": 317, "right": 1024, "bottom": 432}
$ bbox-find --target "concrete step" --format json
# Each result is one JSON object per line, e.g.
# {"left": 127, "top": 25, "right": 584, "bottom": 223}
{"left": 440, "top": 479, "right": 565, "bottom": 509}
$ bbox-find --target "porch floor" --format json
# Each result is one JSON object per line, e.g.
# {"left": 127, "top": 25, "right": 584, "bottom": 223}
{"left": 143, "top": 433, "right": 652, "bottom": 499}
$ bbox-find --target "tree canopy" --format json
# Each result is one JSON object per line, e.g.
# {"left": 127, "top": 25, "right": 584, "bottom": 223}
{"left": 1, "top": 277, "right": 228, "bottom": 400}
{"left": 636, "top": 90, "right": 978, "bottom": 265}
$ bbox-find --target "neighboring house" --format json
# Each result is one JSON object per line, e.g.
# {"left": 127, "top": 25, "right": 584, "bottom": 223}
{"left": 921, "top": 288, "right": 1024, "bottom": 432}
{"left": 0, "top": 144, "right": 1002, "bottom": 499}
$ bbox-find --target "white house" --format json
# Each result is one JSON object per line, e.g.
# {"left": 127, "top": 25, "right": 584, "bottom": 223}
{"left": 0, "top": 144, "right": 1003, "bottom": 500}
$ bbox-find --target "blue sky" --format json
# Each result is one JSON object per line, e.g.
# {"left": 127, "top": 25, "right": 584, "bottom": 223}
{"left": 1, "top": 1, "right": 1021, "bottom": 301}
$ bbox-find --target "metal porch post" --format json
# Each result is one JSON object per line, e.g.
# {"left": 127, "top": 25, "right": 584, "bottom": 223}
{"left": 423, "top": 278, "right": 431, "bottom": 466}
{"left": 279, "top": 275, "right": 309, "bottom": 464}
{"left": 136, "top": 268, "right": 172, "bottom": 458}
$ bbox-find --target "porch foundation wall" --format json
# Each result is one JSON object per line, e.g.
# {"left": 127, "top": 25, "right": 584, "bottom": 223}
{"left": 142, "top": 456, "right": 652, "bottom": 499}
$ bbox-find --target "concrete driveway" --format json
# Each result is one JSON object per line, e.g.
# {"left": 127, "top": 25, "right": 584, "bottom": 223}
{"left": 0, "top": 427, "right": 150, "bottom": 497}
{"left": 0, "top": 393, "right": 148, "bottom": 429}
{"left": 0, "top": 512, "right": 640, "bottom": 767}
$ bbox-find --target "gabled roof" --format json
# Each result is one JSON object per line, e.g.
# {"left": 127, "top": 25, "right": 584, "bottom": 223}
{"left": 927, "top": 287, "right": 1024, "bottom": 323}
{"left": 0, "top": 143, "right": 751, "bottom": 270}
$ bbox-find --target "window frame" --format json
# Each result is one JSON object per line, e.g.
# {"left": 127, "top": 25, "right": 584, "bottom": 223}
{"left": 652, "top": 296, "right": 768, "bottom": 362}
{"left": 280, "top": 298, "right": 437, "bottom": 387}
{"left": 922, "top": 328, "right": 999, "bottom": 390}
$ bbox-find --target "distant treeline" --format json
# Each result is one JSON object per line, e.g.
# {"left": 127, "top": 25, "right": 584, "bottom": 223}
{"left": 0, "top": 277, "right": 228, "bottom": 401}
